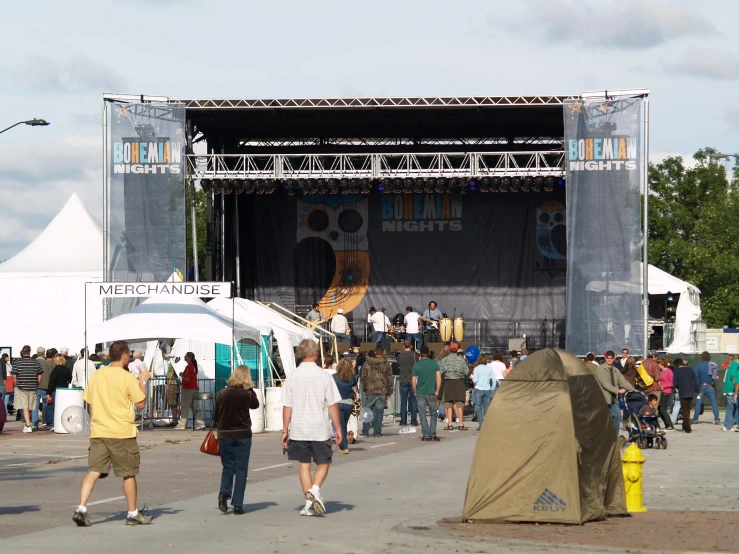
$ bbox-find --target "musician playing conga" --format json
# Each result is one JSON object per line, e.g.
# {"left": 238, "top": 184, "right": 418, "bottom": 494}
{"left": 419, "top": 301, "right": 442, "bottom": 343}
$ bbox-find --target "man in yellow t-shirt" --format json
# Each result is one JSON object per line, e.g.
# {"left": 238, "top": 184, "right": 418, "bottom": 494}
{"left": 73, "top": 340, "right": 153, "bottom": 527}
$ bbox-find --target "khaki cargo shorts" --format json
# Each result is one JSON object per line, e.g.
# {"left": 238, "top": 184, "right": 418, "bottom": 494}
{"left": 88, "top": 438, "right": 140, "bottom": 477}
{"left": 15, "top": 389, "right": 38, "bottom": 411}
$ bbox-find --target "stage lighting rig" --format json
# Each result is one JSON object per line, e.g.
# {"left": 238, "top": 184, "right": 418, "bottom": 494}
{"left": 340, "top": 179, "right": 350, "bottom": 194}
{"left": 244, "top": 180, "right": 256, "bottom": 194}
{"left": 532, "top": 177, "right": 543, "bottom": 193}
{"left": 490, "top": 177, "right": 501, "bottom": 192}
{"left": 479, "top": 177, "right": 490, "bottom": 193}
{"left": 328, "top": 179, "right": 340, "bottom": 194}
{"left": 232, "top": 180, "right": 245, "bottom": 195}
{"left": 435, "top": 178, "right": 447, "bottom": 194}
{"left": 360, "top": 180, "right": 372, "bottom": 194}
{"left": 500, "top": 176, "right": 510, "bottom": 193}
{"left": 392, "top": 178, "right": 403, "bottom": 194}
{"left": 468, "top": 179, "right": 477, "bottom": 193}
{"left": 413, "top": 178, "right": 424, "bottom": 194}
{"left": 403, "top": 178, "right": 414, "bottom": 194}
{"left": 424, "top": 178, "right": 436, "bottom": 194}
{"left": 200, "top": 179, "right": 212, "bottom": 194}
{"left": 265, "top": 180, "right": 277, "bottom": 194}
{"left": 377, "top": 181, "right": 388, "bottom": 193}
{"left": 349, "top": 179, "right": 360, "bottom": 194}
{"left": 285, "top": 179, "right": 297, "bottom": 196}
{"left": 544, "top": 177, "right": 555, "bottom": 192}
{"left": 510, "top": 177, "right": 521, "bottom": 192}
{"left": 316, "top": 179, "right": 328, "bottom": 195}
{"left": 522, "top": 176, "right": 533, "bottom": 192}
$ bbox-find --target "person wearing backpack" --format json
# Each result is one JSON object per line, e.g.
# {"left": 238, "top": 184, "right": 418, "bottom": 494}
{"left": 693, "top": 351, "right": 721, "bottom": 425}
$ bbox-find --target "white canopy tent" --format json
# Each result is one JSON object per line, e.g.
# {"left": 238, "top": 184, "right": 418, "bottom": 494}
{"left": 208, "top": 297, "right": 315, "bottom": 378}
{"left": 586, "top": 262, "right": 701, "bottom": 353}
{"left": 0, "top": 193, "right": 104, "bottom": 354}
{"left": 86, "top": 295, "right": 261, "bottom": 347}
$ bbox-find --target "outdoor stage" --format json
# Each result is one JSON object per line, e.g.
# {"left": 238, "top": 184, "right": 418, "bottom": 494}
{"left": 102, "top": 91, "right": 649, "bottom": 352}
{"left": 183, "top": 95, "right": 572, "bottom": 348}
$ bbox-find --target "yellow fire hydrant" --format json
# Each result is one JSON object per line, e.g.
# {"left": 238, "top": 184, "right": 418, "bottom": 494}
{"left": 622, "top": 443, "right": 647, "bottom": 513}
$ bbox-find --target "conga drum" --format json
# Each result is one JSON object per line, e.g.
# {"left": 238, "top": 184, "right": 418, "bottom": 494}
{"left": 453, "top": 317, "right": 465, "bottom": 342}
{"left": 439, "top": 317, "right": 453, "bottom": 342}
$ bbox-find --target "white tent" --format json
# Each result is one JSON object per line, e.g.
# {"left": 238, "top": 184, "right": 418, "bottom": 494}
{"left": 0, "top": 193, "right": 104, "bottom": 354}
{"left": 208, "top": 297, "right": 315, "bottom": 378}
{"left": 586, "top": 262, "right": 701, "bottom": 352}
{"left": 86, "top": 295, "right": 262, "bottom": 346}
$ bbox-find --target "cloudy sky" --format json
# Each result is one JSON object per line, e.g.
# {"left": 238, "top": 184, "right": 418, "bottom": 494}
{"left": 1, "top": 0, "right": 737, "bottom": 261}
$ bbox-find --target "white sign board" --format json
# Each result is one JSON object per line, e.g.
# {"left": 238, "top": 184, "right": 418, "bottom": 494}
{"left": 705, "top": 336, "right": 719, "bottom": 352}
{"left": 727, "top": 345, "right": 737, "bottom": 353}
{"left": 86, "top": 282, "right": 232, "bottom": 298}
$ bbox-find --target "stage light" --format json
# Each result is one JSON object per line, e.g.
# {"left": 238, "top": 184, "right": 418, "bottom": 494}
{"left": 403, "top": 178, "right": 414, "bottom": 194}
{"left": 556, "top": 177, "right": 566, "bottom": 189}
{"left": 522, "top": 176, "right": 533, "bottom": 192}
{"left": 328, "top": 179, "right": 340, "bottom": 194}
{"left": 232, "top": 180, "right": 245, "bottom": 195}
{"left": 532, "top": 177, "right": 543, "bottom": 193}
{"left": 377, "top": 181, "right": 387, "bottom": 193}
{"left": 435, "top": 178, "right": 447, "bottom": 194}
{"left": 392, "top": 178, "right": 403, "bottom": 194}
{"left": 424, "top": 178, "right": 436, "bottom": 194}
{"left": 544, "top": 177, "right": 555, "bottom": 192}
{"left": 349, "top": 179, "right": 360, "bottom": 194}
{"left": 490, "top": 177, "right": 501, "bottom": 192}
{"left": 244, "top": 180, "right": 256, "bottom": 194}
{"left": 200, "top": 179, "right": 212, "bottom": 194}
{"left": 500, "top": 176, "right": 510, "bottom": 193}
{"left": 360, "top": 180, "right": 371, "bottom": 194}
{"left": 468, "top": 178, "right": 477, "bottom": 192}
{"left": 285, "top": 179, "right": 297, "bottom": 196}
{"left": 479, "top": 177, "right": 490, "bottom": 193}
{"left": 316, "top": 179, "right": 328, "bottom": 195}
{"left": 340, "top": 179, "right": 350, "bottom": 194}
{"left": 211, "top": 180, "right": 223, "bottom": 193}
{"left": 265, "top": 180, "right": 277, "bottom": 194}
{"left": 413, "top": 178, "right": 424, "bottom": 194}
{"left": 510, "top": 177, "right": 521, "bottom": 193}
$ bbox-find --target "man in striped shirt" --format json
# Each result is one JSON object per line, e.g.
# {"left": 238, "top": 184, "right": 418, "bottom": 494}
{"left": 11, "top": 345, "right": 43, "bottom": 433}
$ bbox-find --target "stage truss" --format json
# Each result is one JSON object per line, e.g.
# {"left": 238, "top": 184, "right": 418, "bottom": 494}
{"left": 187, "top": 150, "right": 565, "bottom": 180}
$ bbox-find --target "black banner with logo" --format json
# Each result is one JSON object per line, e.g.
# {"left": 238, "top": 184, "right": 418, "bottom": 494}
{"left": 564, "top": 98, "right": 644, "bottom": 354}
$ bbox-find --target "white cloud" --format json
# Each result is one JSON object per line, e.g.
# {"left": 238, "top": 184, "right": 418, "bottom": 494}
{"left": 515, "top": 0, "right": 717, "bottom": 49}
{"left": 650, "top": 151, "right": 699, "bottom": 169}
{"left": 19, "top": 55, "right": 127, "bottom": 93}
{"left": 664, "top": 49, "right": 739, "bottom": 80}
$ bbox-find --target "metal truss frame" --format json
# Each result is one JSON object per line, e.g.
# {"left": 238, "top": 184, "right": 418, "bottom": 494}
{"left": 235, "top": 137, "right": 564, "bottom": 148}
{"left": 187, "top": 150, "right": 565, "bottom": 180}
{"left": 177, "top": 95, "right": 577, "bottom": 109}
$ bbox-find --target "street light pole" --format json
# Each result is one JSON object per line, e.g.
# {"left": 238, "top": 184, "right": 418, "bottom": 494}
{"left": 0, "top": 118, "right": 50, "bottom": 135}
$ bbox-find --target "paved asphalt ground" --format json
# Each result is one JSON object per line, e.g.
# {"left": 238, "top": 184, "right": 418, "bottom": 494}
{"left": 2, "top": 414, "right": 739, "bottom": 553}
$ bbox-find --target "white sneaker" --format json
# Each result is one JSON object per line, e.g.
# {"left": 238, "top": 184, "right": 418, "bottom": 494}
{"left": 723, "top": 426, "right": 733, "bottom": 432}
{"left": 299, "top": 507, "right": 315, "bottom": 517}
{"left": 305, "top": 489, "right": 326, "bottom": 515}
{"left": 22, "top": 426, "right": 33, "bottom": 433}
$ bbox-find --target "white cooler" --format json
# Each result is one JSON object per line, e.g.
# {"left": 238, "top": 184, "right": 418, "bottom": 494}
{"left": 250, "top": 388, "right": 265, "bottom": 434}
{"left": 54, "top": 388, "right": 85, "bottom": 434}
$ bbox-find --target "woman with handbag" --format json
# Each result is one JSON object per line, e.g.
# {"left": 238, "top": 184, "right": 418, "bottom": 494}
{"left": 213, "top": 365, "right": 260, "bottom": 515}
{"left": 333, "top": 358, "right": 357, "bottom": 454}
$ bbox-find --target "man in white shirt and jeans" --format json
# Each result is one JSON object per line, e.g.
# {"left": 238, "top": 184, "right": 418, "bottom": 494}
{"left": 282, "top": 339, "right": 342, "bottom": 517}
{"left": 329, "top": 308, "right": 350, "bottom": 343}
{"left": 404, "top": 307, "right": 423, "bottom": 351}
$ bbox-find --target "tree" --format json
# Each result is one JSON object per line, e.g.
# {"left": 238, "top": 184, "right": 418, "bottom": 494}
{"left": 648, "top": 148, "right": 739, "bottom": 327}
{"left": 185, "top": 182, "right": 207, "bottom": 279}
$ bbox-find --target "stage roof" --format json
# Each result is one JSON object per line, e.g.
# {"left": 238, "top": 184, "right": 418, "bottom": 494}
{"left": 174, "top": 95, "right": 579, "bottom": 142}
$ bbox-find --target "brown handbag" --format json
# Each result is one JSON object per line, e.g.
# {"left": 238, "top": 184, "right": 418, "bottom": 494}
{"left": 200, "top": 423, "right": 220, "bottom": 456}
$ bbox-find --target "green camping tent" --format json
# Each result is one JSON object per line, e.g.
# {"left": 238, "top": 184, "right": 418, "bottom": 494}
{"left": 463, "top": 348, "right": 627, "bottom": 524}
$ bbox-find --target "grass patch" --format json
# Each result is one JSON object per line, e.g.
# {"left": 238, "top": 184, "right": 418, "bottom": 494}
{"left": 165, "top": 439, "right": 181, "bottom": 445}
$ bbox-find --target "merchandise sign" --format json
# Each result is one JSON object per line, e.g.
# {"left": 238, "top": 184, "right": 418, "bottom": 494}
{"left": 87, "top": 282, "right": 233, "bottom": 298}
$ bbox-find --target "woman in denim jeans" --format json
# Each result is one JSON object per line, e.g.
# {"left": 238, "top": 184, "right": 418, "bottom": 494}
{"left": 333, "top": 358, "right": 357, "bottom": 454}
{"left": 214, "top": 366, "right": 260, "bottom": 514}
{"left": 471, "top": 354, "right": 496, "bottom": 430}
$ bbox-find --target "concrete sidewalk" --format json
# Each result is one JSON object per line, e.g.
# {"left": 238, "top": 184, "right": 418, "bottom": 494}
{"left": 3, "top": 419, "right": 739, "bottom": 553}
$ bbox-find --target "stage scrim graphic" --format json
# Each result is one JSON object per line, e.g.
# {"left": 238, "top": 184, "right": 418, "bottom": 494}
{"left": 564, "top": 97, "right": 644, "bottom": 354}
{"left": 106, "top": 102, "right": 186, "bottom": 316}
{"left": 236, "top": 191, "right": 567, "bottom": 345}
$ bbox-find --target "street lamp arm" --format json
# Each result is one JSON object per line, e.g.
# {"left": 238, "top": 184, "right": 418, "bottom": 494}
{"left": 0, "top": 121, "right": 25, "bottom": 135}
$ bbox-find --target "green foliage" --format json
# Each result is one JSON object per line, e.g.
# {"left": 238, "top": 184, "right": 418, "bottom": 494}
{"left": 648, "top": 149, "right": 739, "bottom": 327}
{"left": 185, "top": 183, "right": 207, "bottom": 277}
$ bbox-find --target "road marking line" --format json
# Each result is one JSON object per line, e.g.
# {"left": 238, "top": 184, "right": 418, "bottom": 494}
{"left": 71, "top": 496, "right": 126, "bottom": 507}
{"left": 251, "top": 463, "right": 291, "bottom": 472}
{"left": 6, "top": 462, "right": 37, "bottom": 467}
{"left": 369, "top": 442, "right": 397, "bottom": 449}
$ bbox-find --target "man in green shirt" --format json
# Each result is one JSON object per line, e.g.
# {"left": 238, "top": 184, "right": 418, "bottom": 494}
{"left": 412, "top": 346, "right": 441, "bottom": 442}
{"left": 722, "top": 360, "right": 739, "bottom": 431}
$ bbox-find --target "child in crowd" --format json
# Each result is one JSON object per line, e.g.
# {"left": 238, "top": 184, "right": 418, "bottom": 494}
{"left": 639, "top": 394, "right": 664, "bottom": 435}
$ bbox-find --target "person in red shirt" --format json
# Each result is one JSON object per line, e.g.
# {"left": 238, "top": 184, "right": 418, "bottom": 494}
{"left": 723, "top": 355, "right": 735, "bottom": 370}
{"left": 175, "top": 352, "right": 204, "bottom": 430}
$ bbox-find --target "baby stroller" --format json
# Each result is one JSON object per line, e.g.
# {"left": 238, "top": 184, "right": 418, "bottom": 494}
{"left": 622, "top": 390, "right": 667, "bottom": 449}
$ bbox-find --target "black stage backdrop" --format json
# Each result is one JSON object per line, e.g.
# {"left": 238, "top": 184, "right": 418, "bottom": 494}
{"left": 230, "top": 190, "right": 567, "bottom": 347}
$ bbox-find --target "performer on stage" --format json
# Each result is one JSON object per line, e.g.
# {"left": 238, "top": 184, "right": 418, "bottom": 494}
{"left": 404, "top": 307, "right": 423, "bottom": 351}
{"left": 330, "top": 308, "right": 350, "bottom": 343}
{"left": 367, "top": 307, "right": 391, "bottom": 344}
{"left": 420, "top": 301, "right": 442, "bottom": 343}
{"left": 306, "top": 303, "right": 323, "bottom": 328}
